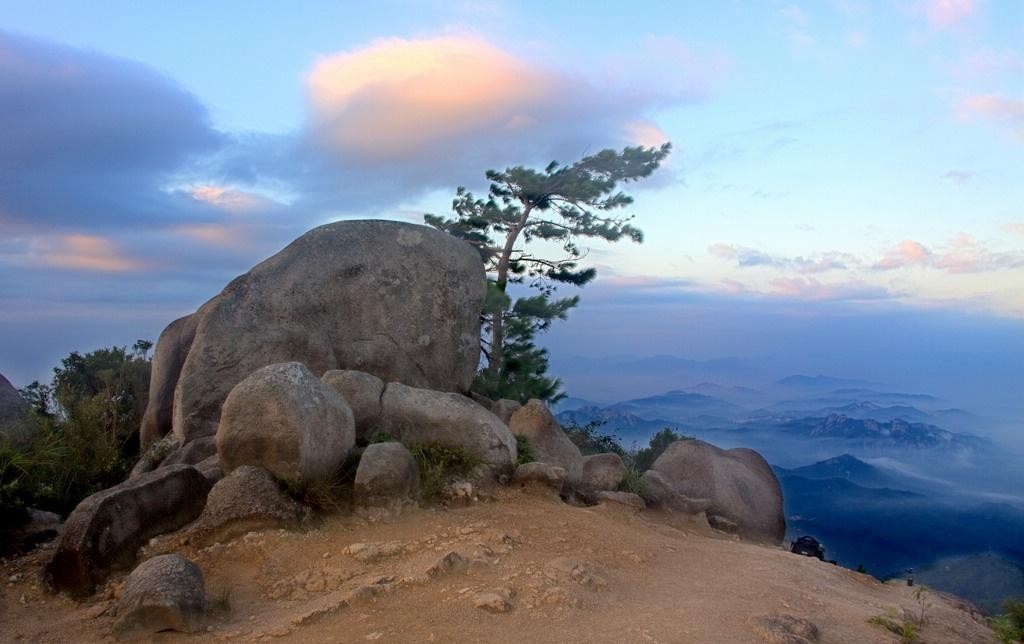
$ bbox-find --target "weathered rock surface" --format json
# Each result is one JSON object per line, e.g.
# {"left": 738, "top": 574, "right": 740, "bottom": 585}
{"left": 114, "top": 554, "right": 206, "bottom": 637}
{"left": 650, "top": 439, "right": 785, "bottom": 544}
{"left": 321, "top": 369, "right": 385, "bottom": 440}
{"left": 139, "top": 314, "right": 198, "bottom": 448}
{"left": 750, "top": 613, "right": 821, "bottom": 643}
{"left": 596, "top": 491, "right": 646, "bottom": 510}
{"left": 45, "top": 464, "right": 209, "bottom": 596}
{"left": 186, "top": 466, "right": 307, "bottom": 546}
{"left": 354, "top": 442, "right": 419, "bottom": 507}
{"left": 380, "top": 383, "right": 517, "bottom": 468}
{"left": 129, "top": 434, "right": 180, "bottom": 480}
{"left": 491, "top": 399, "right": 522, "bottom": 425}
{"left": 639, "top": 470, "right": 712, "bottom": 514}
{"left": 160, "top": 435, "right": 216, "bottom": 468}
{"left": 508, "top": 400, "right": 581, "bottom": 479}
{"left": 217, "top": 362, "right": 355, "bottom": 484}
{"left": 578, "top": 453, "right": 626, "bottom": 493}
{"left": 158, "top": 220, "right": 484, "bottom": 442}
{"left": 194, "top": 454, "right": 223, "bottom": 485}
{"left": 512, "top": 462, "right": 567, "bottom": 490}
{"left": 0, "top": 371, "right": 30, "bottom": 441}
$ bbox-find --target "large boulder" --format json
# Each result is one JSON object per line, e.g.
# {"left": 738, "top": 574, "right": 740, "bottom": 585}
{"left": 186, "top": 466, "right": 307, "bottom": 546}
{"left": 321, "top": 369, "right": 385, "bottom": 440}
{"left": 114, "top": 554, "right": 206, "bottom": 637}
{"left": 139, "top": 314, "right": 198, "bottom": 448}
{"left": 578, "top": 452, "right": 626, "bottom": 493}
{"left": 0, "top": 371, "right": 30, "bottom": 441}
{"left": 44, "top": 465, "right": 210, "bottom": 596}
{"left": 508, "top": 400, "right": 582, "bottom": 480}
{"left": 353, "top": 442, "right": 419, "bottom": 507}
{"left": 639, "top": 470, "right": 712, "bottom": 514}
{"left": 380, "top": 383, "right": 517, "bottom": 469}
{"left": 650, "top": 439, "right": 784, "bottom": 544}
{"left": 158, "top": 220, "right": 484, "bottom": 443}
{"left": 216, "top": 362, "right": 355, "bottom": 484}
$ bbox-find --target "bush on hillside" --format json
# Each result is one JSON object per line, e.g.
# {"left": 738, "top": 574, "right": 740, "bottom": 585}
{"left": 0, "top": 343, "right": 151, "bottom": 528}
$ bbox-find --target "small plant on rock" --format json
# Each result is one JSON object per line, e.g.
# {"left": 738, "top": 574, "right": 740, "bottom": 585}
{"left": 514, "top": 435, "right": 535, "bottom": 467}
{"left": 409, "top": 443, "right": 482, "bottom": 503}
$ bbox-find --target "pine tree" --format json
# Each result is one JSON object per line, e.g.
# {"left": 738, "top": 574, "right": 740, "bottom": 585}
{"left": 426, "top": 143, "right": 671, "bottom": 402}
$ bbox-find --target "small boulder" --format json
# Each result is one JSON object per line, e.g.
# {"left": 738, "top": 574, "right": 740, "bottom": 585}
{"left": 578, "top": 453, "right": 626, "bottom": 493}
{"left": 114, "top": 554, "right": 205, "bottom": 637}
{"left": 472, "top": 588, "right": 516, "bottom": 613}
{"left": 512, "top": 462, "right": 567, "bottom": 491}
{"left": 186, "top": 466, "right": 307, "bottom": 546}
{"left": 639, "top": 470, "right": 712, "bottom": 514}
{"left": 45, "top": 465, "right": 209, "bottom": 596}
{"left": 508, "top": 400, "right": 581, "bottom": 479}
{"left": 159, "top": 435, "right": 216, "bottom": 468}
{"left": 379, "top": 383, "right": 516, "bottom": 469}
{"left": 217, "top": 362, "right": 355, "bottom": 484}
{"left": 354, "top": 442, "right": 419, "bottom": 507}
{"left": 321, "top": 370, "right": 385, "bottom": 440}
{"left": 491, "top": 399, "right": 522, "bottom": 425}
{"left": 650, "top": 439, "right": 785, "bottom": 544}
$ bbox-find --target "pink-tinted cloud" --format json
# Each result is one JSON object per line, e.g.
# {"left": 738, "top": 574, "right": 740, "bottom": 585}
{"left": 874, "top": 239, "right": 933, "bottom": 270}
{"left": 874, "top": 235, "right": 1024, "bottom": 273}
{"left": 306, "top": 36, "right": 562, "bottom": 160}
{"left": 959, "top": 94, "right": 1024, "bottom": 138}
{"left": 920, "top": 0, "right": 978, "bottom": 29}
{"left": 187, "top": 185, "right": 268, "bottom": 212}
{"left": 1004, "top": 221, "right": 1024, "bottom": 235}
{"left": 767, "top": 277, "right": 891, "bottom": 302}
{"left": 37, "top": 234, "right": 145, "bottom": 272}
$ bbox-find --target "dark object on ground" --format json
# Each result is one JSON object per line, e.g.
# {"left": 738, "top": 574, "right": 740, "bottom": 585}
{"left": 790, "top": 535, "right": 825, "bottom": 560}
{"left": 44, "top": 464, "right": 210, "bottom": 597}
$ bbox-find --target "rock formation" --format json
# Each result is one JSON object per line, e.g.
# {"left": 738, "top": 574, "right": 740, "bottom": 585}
{"left": 379, "top": 382, "right": 517, "bottom": 468}
{"left": 141, "top": 220, "right": 485, "bottom": 444}
{"left": 139, "top": 314, "right": 197, "bottom": 448}
{"left": 353, "top": 441, "right": 419, "bottom": 507}
{"left": 45, "top": 465, "right": 210, "bottom": 596}
{"left": 0, "top": 371, "right": 30, "bottom": 440}
{"left": 216, "top": 362, "right": 355, "bottom": 483}
{"left": 649, "top": 439, "right": 785, "bottom": 544}
{"left": 508, "top": 400, "right": 582, "bottom": 480}
{"left": 113, "top": 554, "right": 206, "bottom": 637}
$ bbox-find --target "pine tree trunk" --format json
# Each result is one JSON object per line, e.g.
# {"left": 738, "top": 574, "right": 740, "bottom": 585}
{"left": 486, "top": 205, "right": 532, "bottom": 379}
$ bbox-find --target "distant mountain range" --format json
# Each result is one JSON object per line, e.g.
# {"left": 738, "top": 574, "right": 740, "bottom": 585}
{"left": 915, "top": 553, "right": 1024, "bottom": 614}
{"left": 774, "top": 454, "right": 1024, "bottom": 603}
{"left": 555, "top": 381, "right": 990, "bottom": 455}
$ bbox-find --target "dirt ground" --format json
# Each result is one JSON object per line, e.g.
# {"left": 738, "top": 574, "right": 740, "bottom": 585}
{"left": 0, "top": 486, "right": 996, "bottom": 643}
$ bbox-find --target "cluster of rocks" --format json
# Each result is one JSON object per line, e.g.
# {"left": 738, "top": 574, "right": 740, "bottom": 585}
{"left": 32, "top": 220, "right": 785, "bottom": 637}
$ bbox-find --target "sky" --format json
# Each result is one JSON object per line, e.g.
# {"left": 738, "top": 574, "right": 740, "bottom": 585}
{"left": 1, "top": 1, "right": 1022, "bottom": 420}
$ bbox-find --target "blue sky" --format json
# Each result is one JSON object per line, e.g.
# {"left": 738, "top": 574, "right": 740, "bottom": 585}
{"left": 0, "top": 1, "right": 1022, "bottom": 417}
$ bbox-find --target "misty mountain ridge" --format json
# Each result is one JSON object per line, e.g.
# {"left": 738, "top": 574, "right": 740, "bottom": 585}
{"left": 772, "top": 414, "right": 989, "bottom": 452}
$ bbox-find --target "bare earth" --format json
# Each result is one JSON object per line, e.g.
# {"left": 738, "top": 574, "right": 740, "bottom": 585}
{"left": 1, "top": 487, "right": 995, "bottom": 643}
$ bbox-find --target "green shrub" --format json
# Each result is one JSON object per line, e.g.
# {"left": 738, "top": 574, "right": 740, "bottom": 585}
{"left": 993, "top": 598, "right": 1024, "bottom": 643}
{"left": 563, "top": 420, "right": 625, "bottom": 457}
{"left": 514, "top": 435, "right": 535, "bottom": 467}
{"left": 409, "top": 443, "right": 481, "bottom": 502}
{"left": 868, "top": 610, "right": 920, "bottom": 643}
{"left": 616, "top": 460, "right": 644, "bottom": 494}
{"left": 1, "top": 343, "right": 151, "bottom": 527}
{"left": 632, "top": 428, "right": 693, "bottom": 472}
